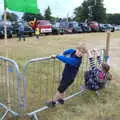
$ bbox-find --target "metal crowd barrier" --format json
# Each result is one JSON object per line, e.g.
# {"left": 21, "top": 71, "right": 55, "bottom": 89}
{"left": 0, "top": 56, "right": 22, "bottom": 119}
{"left": 22, "top": 55, "right": 89, "bottom": 120}
{"left": 0, "top": 49, "right": 105, "bottom": 120}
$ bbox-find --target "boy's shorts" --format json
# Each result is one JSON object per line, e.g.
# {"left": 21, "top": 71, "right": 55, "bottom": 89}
{"left": 57, "top": 64, "right": 78, "bottom": 93}
{"left": 57, "top": 77, "right": 75, "bottom": 93}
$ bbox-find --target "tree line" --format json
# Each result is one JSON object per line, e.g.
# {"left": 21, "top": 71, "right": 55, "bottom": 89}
{"left": 1, "top": 0, "right": 120, "bottom": 25}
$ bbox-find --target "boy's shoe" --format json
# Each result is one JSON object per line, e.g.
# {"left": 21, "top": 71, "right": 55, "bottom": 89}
{"left": 45, "top": 101, "right": 56, "bottom": 107}
{"left": 57, "top": 98, "right": 64, "bottom": 104}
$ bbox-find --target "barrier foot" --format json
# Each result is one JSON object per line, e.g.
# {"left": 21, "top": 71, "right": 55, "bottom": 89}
{"left": 1, "top": 109, "right": 9, "bottom": 120}
{"left": 27, "top": 89, "right": 86, "bottom": 120}
{"left": 0, "top": 103, "right": 19, "bottom": 120}
{"left": 30, "top": 114, "right": 39, "bottom": 120}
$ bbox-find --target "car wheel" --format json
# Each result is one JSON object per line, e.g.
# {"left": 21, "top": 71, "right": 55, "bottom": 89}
{"left": 29, "top": 33, "right": 32, "bottom": 37}
{"left": 0, "top": 35, "right": 4, "bottom": 39}
{"left": 111, "top": 28, "right": 115, "bottom": 32}
{"left": 60, "top": 32, "right": 64, "bottom": 35}
{"left": 72, "top": 29, "right": 76, "bottom": 33}
{"left": 9, "top": 34, "right": 12, "bottom": 38}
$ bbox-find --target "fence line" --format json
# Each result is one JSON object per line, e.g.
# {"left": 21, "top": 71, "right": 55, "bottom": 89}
{"left": 0, "top": 56, "right": 24, "bottom": 119}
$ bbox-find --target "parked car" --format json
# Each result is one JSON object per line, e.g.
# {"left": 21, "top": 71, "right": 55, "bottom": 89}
{"left": 88, "top": 21, "right": 99, "bottom": 32}
{"left": 114, "top": 25, "right": 120, "bottom": 31}
{"left": 52, "top": 22, "right": 64, "bottom": 35}
{"left": 99, "top": 24, "right": 115, "bottom": 32}
{"left": 0, "top": 25, "right": 13, "bottom": 39}
{"left": 104, "top": 24, "right": 115, "bottom": 32}
{"left": 99, "top": 24, "right": 106, "bottom": 32}
{"left": 67, "top": 21, "right": 83, "bottom": 33}
{"left": 59, "top": 21, "right": 82, "bottom": 34}
{"left": 79, "top": 23, "right": 91, "bottom": 32}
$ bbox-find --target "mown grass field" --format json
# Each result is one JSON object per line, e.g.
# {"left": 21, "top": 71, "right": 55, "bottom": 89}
{"left": 0, "top": 32, "right": 120, "bottom": 120}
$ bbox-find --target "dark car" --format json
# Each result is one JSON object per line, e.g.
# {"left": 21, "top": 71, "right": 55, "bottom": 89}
{"left": 99, "top": 24, "right": 115, "bottom": 32}
{"left": 52, "top": 22, "right": 64, "bottom": 35}
{"left": 67, "top": 22, "right": 83, "bottom": 33}
{"left": 59, "top": 21, "right": 82, "bottom": 34}
{"left": 79, "top": 23, "right": 91, "bottom": 33}
{"left": 0, "top": 26, "right": 13, "bottom": 39}
{"left": 99, "top": 24, "right": 106, "bottom": 32}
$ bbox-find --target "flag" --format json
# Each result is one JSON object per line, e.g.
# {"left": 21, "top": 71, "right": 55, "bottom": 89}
{"left": 4, "top": 0, "right": 40, "bottom": 14}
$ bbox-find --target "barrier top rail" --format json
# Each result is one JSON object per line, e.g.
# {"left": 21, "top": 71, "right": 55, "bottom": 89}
{"left": 23, "top": 56, "right": 51, "bottom": 72}
{"left": 0, "top": 56, "right": 20, "bottom": 73}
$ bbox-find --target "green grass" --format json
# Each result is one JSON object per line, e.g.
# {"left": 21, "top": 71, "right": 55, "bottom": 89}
{"left": 0, "top": 32, "right": 120, "bottom": 120}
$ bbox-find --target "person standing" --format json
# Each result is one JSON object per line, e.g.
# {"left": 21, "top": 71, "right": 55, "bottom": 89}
{"left": 18, "top": 22, "right": 25, "bottom": 41}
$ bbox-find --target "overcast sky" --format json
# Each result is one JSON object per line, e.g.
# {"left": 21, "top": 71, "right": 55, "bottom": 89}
{"left": 0, "top": 0, "right": 120, "bottom": 18}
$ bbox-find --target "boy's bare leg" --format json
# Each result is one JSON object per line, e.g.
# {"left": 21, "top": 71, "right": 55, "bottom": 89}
{"left": 46, "top": 92, "right": 65, "bottom": 107}
{"left": 53, "top": 92, "right": 65, "bottom": 101}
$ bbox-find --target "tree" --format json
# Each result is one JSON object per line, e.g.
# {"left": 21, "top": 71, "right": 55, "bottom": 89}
{"left": 2, "top": 12, "right": 18, "bottom": 21}
{"left": 107, "top": 14, "right": 120, "bottom": 25}
{"left": 44, "top": 6, "right": 52, "bottom": 21}
{"left": 90, "top": 0, "right": 106, "bottom": 22}
{"left": 74, "top": 1, "right": 89, "bottom": 22}
{"left": 22, "top": 13, "right": 44, "bottom": 21}
{"left": 74, "top": 0, "right": 106, "bottom": 23}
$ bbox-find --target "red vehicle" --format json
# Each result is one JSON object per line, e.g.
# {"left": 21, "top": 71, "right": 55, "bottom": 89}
{"left": 88, "top": 21, "right": 99, "bottom": 32}
{"left": 29, "top": 20, "right": 52, "bottom": 34}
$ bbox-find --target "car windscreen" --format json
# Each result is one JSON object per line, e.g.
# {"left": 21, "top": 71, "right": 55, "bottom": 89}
{"left": 68, "top": 22, "right": 78, "bottom": 28}
{"left": 38, "top": 21, "right": 51, "bottom": 26}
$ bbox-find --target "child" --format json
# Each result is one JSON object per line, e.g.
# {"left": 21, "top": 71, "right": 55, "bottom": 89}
{"left": 47, "top": 44, "right": 87, "bottom": 107}
{"left": 35, "top": 27, "right": 40, "bottom": 39}
{"left": 84, "top": 49, "right": 111, "bottom": 91}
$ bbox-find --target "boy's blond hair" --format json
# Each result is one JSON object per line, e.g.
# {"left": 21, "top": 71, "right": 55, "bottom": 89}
{"left": 76, "top": 44, "right": 87, "bottom": 54}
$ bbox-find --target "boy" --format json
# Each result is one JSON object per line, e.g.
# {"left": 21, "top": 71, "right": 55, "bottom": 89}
{"left": 84, "top": 49, "right": 111, "bottom": 91}
{"left": 47, "top": 44, "right": 87, "bottom": 107}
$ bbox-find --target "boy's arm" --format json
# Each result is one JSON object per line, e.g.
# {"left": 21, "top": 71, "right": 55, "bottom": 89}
{"left": 56, "top": 55, "right": 82, "bottom": 67}
{"left": 63, "top": 49, "right": 76, "bottom": 56}
{"left": 51, "top": 49, "right": 75, "bottom": 59}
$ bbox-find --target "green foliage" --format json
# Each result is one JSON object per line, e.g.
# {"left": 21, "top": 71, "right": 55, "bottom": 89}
{"left": 74, "top": 1, "right": 89, "bottom": 22}
{"left": 91, "top": 0, "right": 106, "bottom": 22}
{"left": 44, "top": 6, "right": 52, "bottom": 21}
{"left": 107, "top": 14, "right": 120, "bottom": 24}
{"left": 2, "top": 12, "right": 18, "bottom": 21}
{"left": 74, "top": 0, "right": 106, "bottom": 23}
{"left": 22, "top": 13, "right": 44, "bottom": 21}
